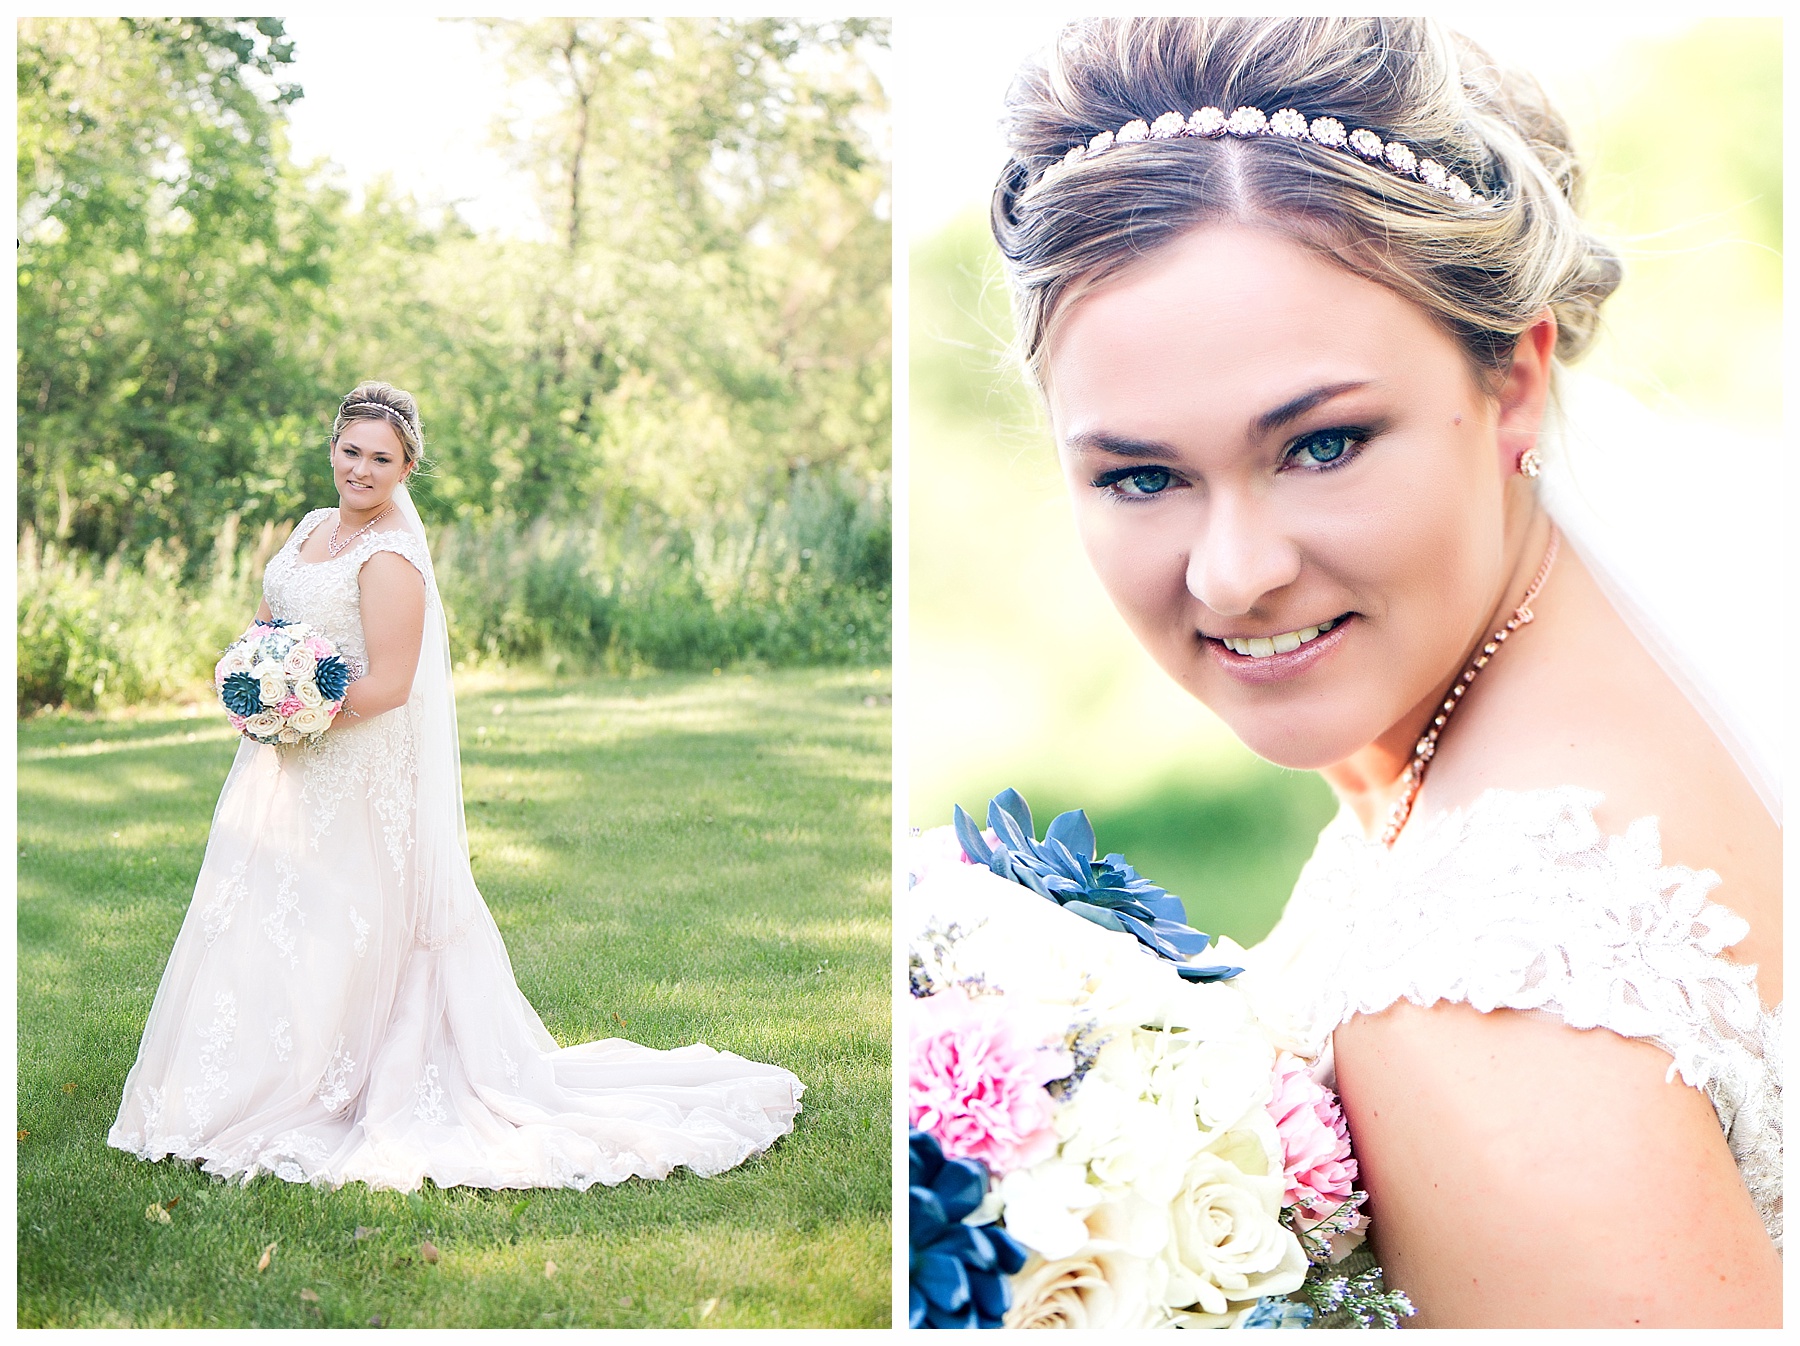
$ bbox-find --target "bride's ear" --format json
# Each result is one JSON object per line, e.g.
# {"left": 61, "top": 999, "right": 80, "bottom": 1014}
{"left": 1495, "top": 310, "right": 1557, "bottom": 476}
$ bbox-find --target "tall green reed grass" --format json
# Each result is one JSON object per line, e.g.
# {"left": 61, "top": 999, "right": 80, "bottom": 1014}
{"left": 18, "top": 473, "right": 891, "bottom": 713}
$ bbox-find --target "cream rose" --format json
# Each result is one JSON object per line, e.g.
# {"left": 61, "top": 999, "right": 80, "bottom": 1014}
{"left": 294, "top": 679, "right": 324, "bottom": 708}
{"left": 258, "top": 672, "right": 289, "bottom": 706}
{"left": 277, "top": 726, "right": 301, "bottom": 744}
{"left": 289, "top": 706, "right": 330, "bottom": 736}
{"left": 1159, "top": 1136, "right": 1307, "bottom": 1320}
{"left": 1005, "top": 1247, "right": 1169, "bottom": 1329}
{"left": 244, "top": 710, "right": 282, "bottom": 739}
{"left": 282, "top": 645, "right": 317, "bottom": 678}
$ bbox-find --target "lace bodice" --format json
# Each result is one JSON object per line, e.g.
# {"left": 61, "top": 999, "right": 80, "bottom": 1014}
{"left": 262, "top": 508, "right": 436, "bottom": 668}
{"left": 260, "top": 508, "right": 436, "bottom": 873}
{"left": 1248, "top": 785, "right": 1781, "bottom": 1248}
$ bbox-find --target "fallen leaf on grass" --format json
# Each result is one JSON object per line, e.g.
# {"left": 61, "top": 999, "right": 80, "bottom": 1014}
{"left": 611, "top": 1013, "right": 628, "bottom": 1028}
{"left": 61, "top": 1082, "right": 77, "bottom": 1095}
{"left": 544, "top": 1260, "right": 556, "bottom": 1279}
{"left": 354, "top": 1225, "right": 382, "bottom": 1242}
{"left": 17, "top": 1130, "right": 28, "bottom": 1142}
{"left": 257, "top": 1241, "right": 277, "bottom": 1272}
{"left": 299, "top": 1289, "right": 320, "bottom": 1304}
{"left": 699, "top": 1298, "right": 720, "bottom": 1320}
{"left": 162, "top": 1197, "right": 180, "bottom": 1211}
{"left": 145, "top": 1204, "right": 171, "bottom": 1225}
{"left": 420, "top": 1239, "right": 440, "bottom": 1264}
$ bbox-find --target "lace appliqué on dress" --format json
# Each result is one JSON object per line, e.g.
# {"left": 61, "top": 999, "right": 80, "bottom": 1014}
{"left": 264, "top": 514, "right": 429, "bottom": 875}
{"left": 1255, "top": 786, "right": 1781, "bottom": 1249}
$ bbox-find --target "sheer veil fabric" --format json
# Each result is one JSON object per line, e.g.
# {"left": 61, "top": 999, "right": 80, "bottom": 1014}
{"left": 110, "top": 485, "right": 803, "bottom": 1190}
{"left": 1540, "top": 372, "right": 1781, "bottom": 821}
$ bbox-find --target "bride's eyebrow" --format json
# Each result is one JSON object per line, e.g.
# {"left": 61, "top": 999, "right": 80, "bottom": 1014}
{"left": 1062, "top": 429, "right": 1179, "bottom": 459}
{"left": 1251, "top": 381, "right": 1372, "bottom": 438}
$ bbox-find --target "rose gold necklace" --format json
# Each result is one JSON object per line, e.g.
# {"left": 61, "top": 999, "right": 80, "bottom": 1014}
{"left": 1381, "top": 526, "right": 1562, "bottom": 847}
{"left": 327, "top": 503, "right": 393, "bottom": 559}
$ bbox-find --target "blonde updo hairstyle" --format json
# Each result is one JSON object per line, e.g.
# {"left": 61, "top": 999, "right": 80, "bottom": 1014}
{"left": 331, "top": 380, "right": 425, "bottom": 472}
{"left": 992, "top": 17, "right": 1622, "bottom": 394}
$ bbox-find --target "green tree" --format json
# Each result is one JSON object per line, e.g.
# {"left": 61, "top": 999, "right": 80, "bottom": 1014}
{"left": 18, "top": 17, "right": 335, "bottom": 563}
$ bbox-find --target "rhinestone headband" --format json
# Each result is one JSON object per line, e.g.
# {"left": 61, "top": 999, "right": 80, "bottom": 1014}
{"left": 335, "top": 400, "right": 422, "bottom": 454}
{"left": 1039, "top": 105, "right": 1488, "bottom": 207}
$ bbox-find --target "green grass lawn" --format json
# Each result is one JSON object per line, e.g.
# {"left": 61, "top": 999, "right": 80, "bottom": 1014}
{"left": 18, "top": 666, "right": 892, "bottom": 1328}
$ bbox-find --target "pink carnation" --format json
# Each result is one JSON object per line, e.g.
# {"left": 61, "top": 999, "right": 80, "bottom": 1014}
{"left": 1268, "top": 1053, "right": 1358, "bottom": 1219}
{"left": 228, "top": 714, "right": 247, "bottom": 731}
{"left": 276, "top": 696, "right": 304, "bottom": 717}
{"left": 910, "top": 986, "right": 1071, "bottom": 1177}
{"left": 304, "top": 636, "right": 333, "bottom": 658}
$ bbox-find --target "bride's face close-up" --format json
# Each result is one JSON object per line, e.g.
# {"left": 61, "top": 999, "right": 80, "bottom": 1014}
{"left": 1047, "top": 224, "right": 1543, "bottom": 771}
{"left": 332, "top": 415, "right": 411, "bottom": 509}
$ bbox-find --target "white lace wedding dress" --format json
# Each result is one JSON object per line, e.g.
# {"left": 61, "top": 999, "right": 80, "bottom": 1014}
{"left": 1247, "top": 786, "right": 1781, "bottom": 1249}
{"left": 110, "top": 507, "right": 804, "bottom": 1190}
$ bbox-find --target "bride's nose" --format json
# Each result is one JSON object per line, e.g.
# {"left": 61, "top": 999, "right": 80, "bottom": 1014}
{"left": 1183, "top": 497, "right": 1301, "bottom": 617}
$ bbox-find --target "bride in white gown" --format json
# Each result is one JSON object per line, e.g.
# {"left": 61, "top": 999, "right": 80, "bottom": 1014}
{"left": 986, "top": 18, "right": 1779, "bottom": 1326}
{"left": 109, "top": 381, "right": 803, "bottom": 1191}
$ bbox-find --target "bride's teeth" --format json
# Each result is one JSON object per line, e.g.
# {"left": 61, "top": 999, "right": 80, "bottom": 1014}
{"left": 1222, "top": 618, "right": 1346, "bottom": 658}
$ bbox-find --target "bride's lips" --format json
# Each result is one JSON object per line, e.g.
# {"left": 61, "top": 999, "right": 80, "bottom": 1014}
{"left": 1202, "top": 614, "right": 1353, "bottom": 684}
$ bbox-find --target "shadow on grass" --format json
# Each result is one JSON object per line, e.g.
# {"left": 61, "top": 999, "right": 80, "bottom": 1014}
{"left": 18, "top": 667, "right": 891, "bottom": 1328}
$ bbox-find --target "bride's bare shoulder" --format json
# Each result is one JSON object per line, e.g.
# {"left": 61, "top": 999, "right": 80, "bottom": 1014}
{"left": 1423, "top": 549, "right": 1780, "bottom": 1003}
{"left": 1333, "top": 1001, "right": 1780, "bottom": 1326}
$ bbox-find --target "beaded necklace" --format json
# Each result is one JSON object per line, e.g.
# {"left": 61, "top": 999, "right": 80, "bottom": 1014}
{"left": 1381, "top": 527, "right": 1562, "bottom": 847}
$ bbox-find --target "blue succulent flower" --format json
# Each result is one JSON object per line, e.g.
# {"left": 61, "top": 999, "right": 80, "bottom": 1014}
{"left": 909, "top": 1130, "right": 1026, "bottom": 1329}
{"left": 313, "top": 654, "right": 352, "bottom": 701}
{"left": 1242, "top": 1296, "right": 1316, "bottom": 1329}
{"left": 953, "top": 788, "right": 1242, "bottom": 982}
{"left": 260, "top": 617, "right": 294, "bottom": 628}
{"left": 220, "top": 672, "right": 263, "bottom": 717}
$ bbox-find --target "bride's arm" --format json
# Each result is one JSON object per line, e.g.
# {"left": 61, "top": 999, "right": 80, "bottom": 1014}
{"left": 1333, "top": 1001, "right": 1780, "bottom": 1327}
{"left": 338, "top": 551, "right": 426, "bottom": 721}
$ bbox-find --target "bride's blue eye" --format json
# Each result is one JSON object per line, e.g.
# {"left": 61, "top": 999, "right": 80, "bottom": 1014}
{"left": 1093, "top": 465, "right": 1176, "bottom": 497}
{"left": 1285, "top": 428, "right": 1366, "bottom": 471}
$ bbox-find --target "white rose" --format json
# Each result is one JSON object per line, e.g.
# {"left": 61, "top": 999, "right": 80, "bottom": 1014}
{"left": 277, "top": 726, "right": 301, "bottom": 744}
{"left": 289, "top": 706, "right": 330, "bottom": 737}
{"left": 282, "top": 645, "right": 317, "bottom": 678}
{"left": 1159, "top": 1134, "right": 1307, "bottom": 1320}
{"left": 217, "top": 646, "right": 252, "bottom": 678}
{"left": 244, "top": 710, "right": 282, "bottom": 740}
{"left": 294, "top": 679, "right": 323, "bottom": 708}
{"left": 258, "top": 673, "right": 289, "bottom": 706}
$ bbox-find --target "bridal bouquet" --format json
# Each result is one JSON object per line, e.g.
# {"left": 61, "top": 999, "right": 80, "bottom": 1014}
{"left": 214, "top": 619, "right": 354, "bottom": 747}
{"left": 906, "top": 791, "right": 1411, "bottom": 1330}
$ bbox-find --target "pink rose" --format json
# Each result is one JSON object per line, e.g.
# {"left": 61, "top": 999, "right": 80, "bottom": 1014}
{"left": 304, "top": 636, "right": 332, "bottom": 658}
{"left": 1267, "top": 1053, "right": 1358, "bottom": 1219}
{"left": 910, "top": 986, "right": 1072, "bottom": 1177}
{"left": 276, "top": 696, "right": 303, "bottom": 717}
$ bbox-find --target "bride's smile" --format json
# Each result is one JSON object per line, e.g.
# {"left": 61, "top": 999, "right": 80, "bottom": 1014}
{"left": 1047, "top": 224, "right": 1545, "bottom": 774}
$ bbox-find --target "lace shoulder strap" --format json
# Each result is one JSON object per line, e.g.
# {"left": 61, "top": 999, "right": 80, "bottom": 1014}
{"left": 353, "top": 527, "right": 433, "bottom": 584}
{"left": 1342, "top": 787, "right": 1766, "bottom": 1097}
{"left": 290, "top": 507, "right": 334, "bottom": 550}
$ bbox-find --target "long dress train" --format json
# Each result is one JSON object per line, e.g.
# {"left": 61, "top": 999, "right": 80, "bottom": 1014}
{"left": 109, "top": 508, "right": 803, "bottom": 1190}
